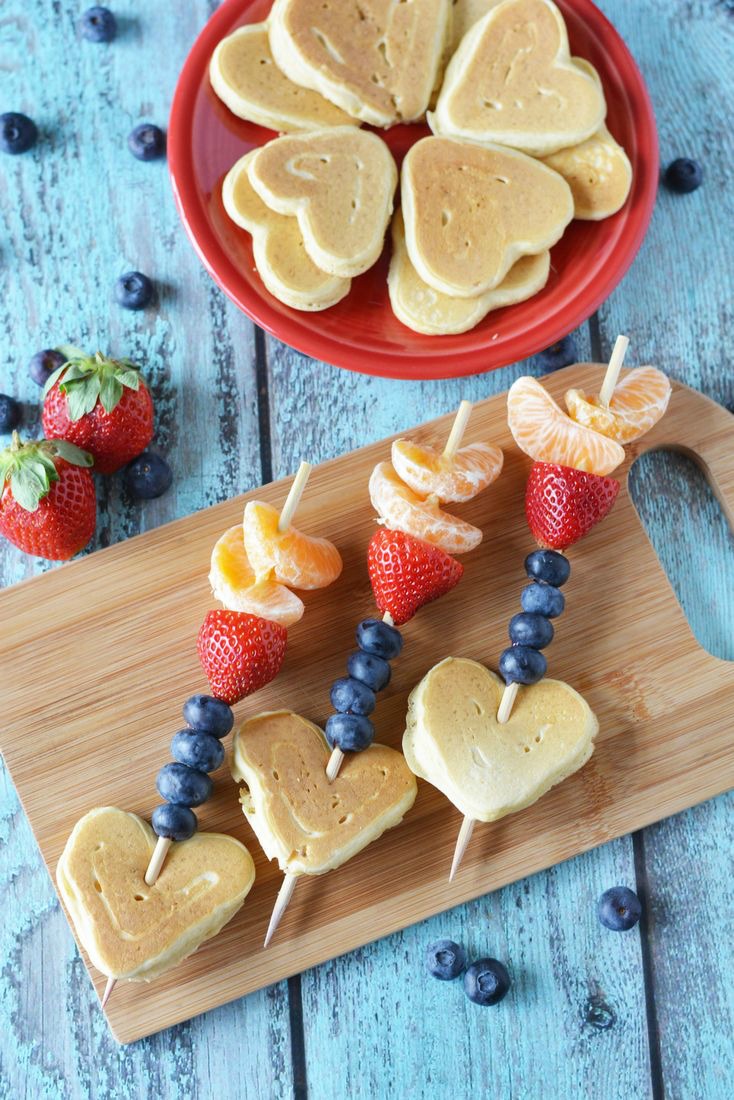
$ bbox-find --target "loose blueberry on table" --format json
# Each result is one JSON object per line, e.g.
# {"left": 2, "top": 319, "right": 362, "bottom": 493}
{"left": 128, "top": 123, "right": 166, "bottom": 162}
{"left": 597, "top": 886, "right": 642, "bottom": 931}
{"left": 463, "top": 958, "right": 512, "bottom": 1006}
{"left": 124, "top": 452, "right": 173, "bottom": 500}
{"left": 28, "top": 348, "right": 66, "bottom": 387}
{"left": 0, "top": 112, "right": 38, "bottom": 155}
{"left": 79, "top": 6, "right": 117, "bottom": 43}
{"left": 536, "top": 334, "right": 577, "bottom": 372}
{"left": 0, "top": 395, "right": 22, "bottom": 433}
{"left": 114, "top": 271, "right": 154, "bottom": 310}
{"left": 426, "top": 939, "right": 466, "bottom": 981}
{"left": 664, "top": 157, "right": 703, "bottom": 194}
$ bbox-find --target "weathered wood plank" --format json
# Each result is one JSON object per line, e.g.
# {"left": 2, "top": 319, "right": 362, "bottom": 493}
{"left": 597, "top": 2, "right": 734, "bottom": 1096}
{"left": 265, "top": 328, "right": 652, "bottom": 1098}
{"left": 0, "top": 0, "right": 292, "bottom": 1091}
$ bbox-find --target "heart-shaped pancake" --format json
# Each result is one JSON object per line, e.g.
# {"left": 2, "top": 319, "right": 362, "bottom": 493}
{"left": 542, "top": 123, "right": 633, "bottom": 221}
{"left": 401, "top": 136, "right": 572, "bottom": 297}
{"left": 209, "top": 23, "right": 357, "bottom": 132}
{"left": 231, "top": 711, "right": 417, "bottom": 875}
{"left": 403, "top": 658, "right": 597, "bottom": 821}
{"left": 57, "top": 807, "right": 255, "bottom": 981}
{"left": 431, "top": 0, "right": 606, "bottom": 156}
{"left": 247, "top": 127, "right": 398, "bottom": 278}
{"left": 388, "top": 208, "right": 550, "bottom": 335}
{"left": 269, "top": 0, "right": 452, "bottom": 127}
{"left": 223, "top": 151, "right": 351, "bottom": 311}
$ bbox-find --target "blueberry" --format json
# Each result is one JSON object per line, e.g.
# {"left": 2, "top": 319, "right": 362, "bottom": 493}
{"left": 182, "top": 694, "right": 234, "bottom": 739}
{"left": 520, "top": 582, "right": 565, "bottom": 619}
{"left": 171, "top": 729, "right": 225, "bottom": 773}
{"left": 151, "top": 802, "right": 197, "bottom": 841}
{"left": 330, "top": 676, "right": 376, "bottom": 716}
{"left": 123, "top": 452, "right": 172, "bottom": 500}
{"left": 28, "top": 348, "right": 65, "bottom": 387}
{"left": 115, "top": 270, "right": 154, "bottom": 310}
{"left": 80, "top": 6, "right": 117, "bottom": 42}
{"left": 0, "top": 395, "right": 21, "bottom": 433}
{"left": 463, "top": 958, "right": 511, "bottom": 1006}
{"left": 664, "top": 157, "right": 703, "bottom": 194}
{"left": 347, "top": 649, "right": 391, "bottom": 692}
{"left": 356, "top": 618, "right": 403, "bottom": 660}
{"left": 0, "top": 112, "right": 38, "bottom": 155}
{"left": 537, "top": 334, "right": 577, "bottom": 372}
{"left": 426, "top": 939, "right": 466, "bottom": 981}
{"left": 508, "top": 612, "right": 554, "bottom": 650}
{"left": 128, "top": 123, "right": 166, "bottom": 162}
{"left": 597, "top": 886, "right": 642, "bottom": 932}
{"left": 156, "top": 762, "right": 212, "bottom": 807}
{"left": 525, "top": 549, "right": 571, "bottom": 588}
{"left": 325, "top": 713, "right": 374, "bottom": 752}
{"left": 499, "top": 645, "right": 547, "bottom": 686}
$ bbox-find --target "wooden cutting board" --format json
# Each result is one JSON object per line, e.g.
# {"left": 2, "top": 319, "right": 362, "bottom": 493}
{"left": 0, "top": 364, "right": 732, "bottom": 1045}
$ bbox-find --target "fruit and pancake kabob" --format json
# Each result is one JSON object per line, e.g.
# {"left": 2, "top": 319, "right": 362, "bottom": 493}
{"left": 237, "top": 402, "right": 504, "bottom": 946}
{"left": 401, "top": 340, "right": 672, "bottom": 879}
{"left": 59, "top": 463, "right": 342, "bottom": 1008}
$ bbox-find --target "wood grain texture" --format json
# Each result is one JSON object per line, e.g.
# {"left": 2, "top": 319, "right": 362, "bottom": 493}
{"left": 1, "top": 367, "right": 732, "bottom": 1046}
{"left": 0, "top": 0, "right": 732, "bottom": 1092}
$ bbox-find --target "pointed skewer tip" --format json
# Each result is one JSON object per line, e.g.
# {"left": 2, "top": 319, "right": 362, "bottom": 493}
{"left": 264, "top": 874, "right": 298, "bottom": 948}
{"left": 101, "top": 976, "right": 116, "bottom": 1008}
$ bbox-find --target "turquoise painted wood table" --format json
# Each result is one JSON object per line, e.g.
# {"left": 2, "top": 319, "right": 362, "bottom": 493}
{"left": 1, "top": 2, "right": 733, "bottom": 1097}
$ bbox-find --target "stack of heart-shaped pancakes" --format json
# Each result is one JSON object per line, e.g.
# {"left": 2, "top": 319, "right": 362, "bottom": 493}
{"left": 224, "top": 127, "right": 397, "bottom": 310}
{"left": 57, "top": 807, "right": 255, "bottom": 984}
{"left": 231, "top": 711, "right": 417, "bottom": 875}
{"left": 212, "top": 0, "right": 632, "bottom": 327}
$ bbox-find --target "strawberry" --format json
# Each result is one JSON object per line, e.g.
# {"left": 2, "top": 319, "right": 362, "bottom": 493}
{"left": 525, "top": 461, "right": 620, "bottom": 551}
{"left": 197, "top": 609, "right": 287, "bottom": 705}
{"left": 42, "top": 348, "right": 154, "bottom": 474}
{"left": 0, "top": 433, "right": 95, "bottom": 560}
{"left": 367, "top": 527, "right": 464, "bottom": 626}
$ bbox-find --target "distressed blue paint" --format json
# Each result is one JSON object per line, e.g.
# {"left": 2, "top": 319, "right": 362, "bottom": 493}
{"left": 0, "top": 0, "right": 732, "bottom": 1097}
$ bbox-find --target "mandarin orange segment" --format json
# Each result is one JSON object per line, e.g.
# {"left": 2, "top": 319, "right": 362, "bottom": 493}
{"left": 391, "top": 439, "right": 503, "bottom": 504}
{"left": 507, "top": 376, "right": 625, "bottom": 476}
{"left": 369, "top": 461, "right": 482, "bottom": 555}
{"left": 209, "top": 525, "right": 305, "bottom": 627}
{"left": 243, "top": 500, "right": 343, "bottom": 590}
{"left": 565, "top": 365, "right": 672, "bottom": 444}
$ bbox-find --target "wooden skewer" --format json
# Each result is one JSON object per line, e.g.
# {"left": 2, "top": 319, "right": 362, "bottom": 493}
{"left": 278, "top": 461, "right": 313, "bottom": 532}
{"left": 101, "top": 976, "right": 116, "bottom": 1007}
{"left": 264, "top": 873, "right": 298, "bottom": 947}
{"left": 449, "top": 816, "right": 476, "bottom": 881}
{"left": 599, "top": 334, "right": 629, "bottom": 407}
{"left": 144, "top": 834, "right": 172, "bottom": 887}
{"left": 442, "top": 399, "right": 472, "bottom": 460}
{"left": 497, "top": 681, "right": 520, "bottom": 724}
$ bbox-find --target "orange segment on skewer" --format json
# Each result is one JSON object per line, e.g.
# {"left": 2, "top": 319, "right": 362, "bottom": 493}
{"left": 210, "top": 525, "right": 305, "bottom": 627}
{"left": 391, "top": 439, "right": 504, "bottom": 504}
{"left": 369, "top": 461, "right": 482, "bottom": 555}
{"left": 243, "top": 501, "right": 343, "bottom": 590}
{"left": 565, "top": 366, "right": 672, "bottom": 443}
{"left": 507, "top": 376, "right": 625, "bottom": 476}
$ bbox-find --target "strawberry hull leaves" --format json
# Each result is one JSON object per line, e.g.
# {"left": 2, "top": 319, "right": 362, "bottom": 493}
{"left": 42, "top": 349, "right": 155, "bottom": 474}
{"left": 0, "top": 434, "right": 93, "bottom": 511}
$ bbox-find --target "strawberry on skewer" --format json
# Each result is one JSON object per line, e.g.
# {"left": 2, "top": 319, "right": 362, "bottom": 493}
{"left": 449, "top": 337, "right": 672, "bottom": 880}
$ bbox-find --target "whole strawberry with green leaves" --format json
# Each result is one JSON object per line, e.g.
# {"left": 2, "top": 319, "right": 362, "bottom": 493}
{"left": 0, "top": 434, "right": 96, "bottom": 560}
{"left": 42, "top": 348, "right": 154, "bottom": 474}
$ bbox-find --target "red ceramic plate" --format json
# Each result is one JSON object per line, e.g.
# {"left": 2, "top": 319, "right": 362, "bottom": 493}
{"left": 169, "top": 0, "right": 658, "bottom": 380}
